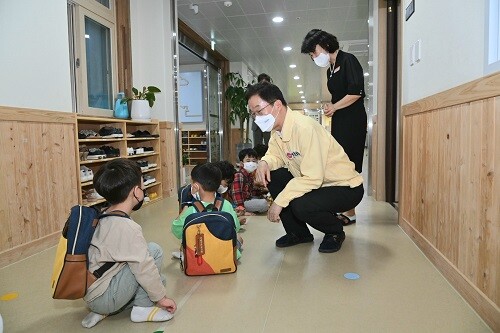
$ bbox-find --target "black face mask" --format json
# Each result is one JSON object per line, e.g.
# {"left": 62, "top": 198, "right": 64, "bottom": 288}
{"left": 132, "top": 187, "right": 145, "bottom": 211}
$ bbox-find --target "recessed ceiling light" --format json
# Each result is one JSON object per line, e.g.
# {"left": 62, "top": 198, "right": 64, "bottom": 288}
{"left": 299, "top": 90, "right": 304, "bottom": 94}
{"left": 297, "top": 84, "right": 302, "bottom": 87}
{"left": 364, "top": 72, "right": 370, "bottom": 76}
{"left": 301, "top": 95, "right": 305, "bottom": 99}
{"left": 289, "top": 64, "right": 296, "bottom": 68}
{"left": 293, "top": 76, "right": 300, "bottom": 80}
{"left": 272, "top": 16, "right": 284, "bottom": 23}
{"left": 316, "top": 100, "right": 320, "bottom": 103}
{"left": 283, "top": 46, "right": 292, "bottom": 51}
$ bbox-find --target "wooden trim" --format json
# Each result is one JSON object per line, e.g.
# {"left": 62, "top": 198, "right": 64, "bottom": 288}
{"left": 0, "top": 106, "right": 76, "bottom": 123}
{"left": 400, "top": 218, "right": 500, "bottom": 331}
{"left": 0, "top": 231, "right": 60, "bottom": 268}
{"left": 115, "top": 0, "right": 133, "bottom": 98}
{"left": 402, "top": 72, "right": 500, "bottom": 116}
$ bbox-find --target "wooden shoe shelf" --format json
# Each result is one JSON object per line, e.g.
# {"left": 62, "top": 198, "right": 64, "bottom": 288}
{"left": 181, "top": 130, "right": 208, "bottom": 166}
{"left": 76, "top": 115, "right": 163, "bottom": 207}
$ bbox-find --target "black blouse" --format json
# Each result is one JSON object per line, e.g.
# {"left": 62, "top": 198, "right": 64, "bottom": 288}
{"left": 326, "top": 50, "right": 365, "bottom": 104}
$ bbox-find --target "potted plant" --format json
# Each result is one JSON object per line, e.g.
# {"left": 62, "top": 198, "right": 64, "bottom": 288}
{"left": 224, "top": 73, "right": 252, "bottom": 155}
{"left": 123, "top": 86, "right": 161, "bottom": 121}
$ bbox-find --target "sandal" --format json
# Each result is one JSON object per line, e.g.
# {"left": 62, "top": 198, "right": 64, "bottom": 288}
{"left": 337, "top": 213, "right": 356, "bottom": 226}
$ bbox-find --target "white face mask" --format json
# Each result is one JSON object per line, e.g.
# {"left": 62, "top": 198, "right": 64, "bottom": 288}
{"left": 313, "top": 52, "right": 330, "bottom": 68}
{"left": 243, "top": 162, "right": 258, "bottom": 173}
{"left": 191, "top": 184, "right": 201, "bottom": 201}
{"left": 254, "top": 105, "right": 279, "bottom": 132}
{"left": 217, "top": 185, "right": 228, "bottom": 194}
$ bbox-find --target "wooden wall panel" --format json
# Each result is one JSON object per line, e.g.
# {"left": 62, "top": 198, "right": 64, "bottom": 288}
{"left": 160, "top": 121, "right": 177, "bottom": 197}
{"left": 400, "top": 75, "right": 500, "bottom": 331}
{"left": 0, "top": 107, "right": 78, "bottom": 267}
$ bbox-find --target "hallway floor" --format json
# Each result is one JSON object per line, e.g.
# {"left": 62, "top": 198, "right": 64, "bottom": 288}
{"left": 0, "top": 195, "right": 491, "bottom": 332}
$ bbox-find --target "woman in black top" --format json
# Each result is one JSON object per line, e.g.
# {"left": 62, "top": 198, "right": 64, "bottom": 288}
{"left": 301, "top": 29, "right": 367, "bottom": 225}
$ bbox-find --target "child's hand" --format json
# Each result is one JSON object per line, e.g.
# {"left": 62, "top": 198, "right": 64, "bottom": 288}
{"left": 157, "top": 297, "right": 177, "bottom": 313}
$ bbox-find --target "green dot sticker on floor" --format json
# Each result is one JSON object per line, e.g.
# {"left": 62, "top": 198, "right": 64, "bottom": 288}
{"left": 344, "top": 273, "right": 360, "bottom": 280}
{"left": 0, "top": 292, "right": 19, "bottom": 301}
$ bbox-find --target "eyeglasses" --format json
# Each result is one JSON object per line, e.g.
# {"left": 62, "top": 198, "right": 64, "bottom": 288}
{"left": 251, "top": 100, "right": 276, "bottom": 117}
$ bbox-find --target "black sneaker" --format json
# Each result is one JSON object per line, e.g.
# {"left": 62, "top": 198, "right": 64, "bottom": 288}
{"left": 318, "top": 232, "right": 345, "bottom": 253}
{"left": 98, "top": 126, "right": 123, "bottom": 138}
{"left": 87, "top": 148, "right": 106, "bottom": 160}
{"left": 275, "top": 233, "right": 314, "bottom": 248}
{"left": 100, "top": 146, "right": 120, "bottom": 158}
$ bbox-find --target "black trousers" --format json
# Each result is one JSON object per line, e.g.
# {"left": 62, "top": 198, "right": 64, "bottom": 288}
{"left": 267, "top": 168, "right": 364, "bottom": 236}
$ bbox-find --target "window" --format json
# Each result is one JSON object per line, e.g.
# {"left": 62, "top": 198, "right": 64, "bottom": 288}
{"left": 486, "top": 0, "right": 500, "bottom": 73}
{"left": 68, "top": 0, "right": 117, "bottom": 115}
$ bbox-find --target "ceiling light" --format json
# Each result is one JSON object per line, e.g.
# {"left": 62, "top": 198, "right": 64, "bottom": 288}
{"left": 299, "top": 90, "right": 304, "bottom": 94}
{"left": 301, "top": 95, "right": 305, "bottom": 99}
{"left": 283, "top": 46, "right": 292, "bottom": 51}
{"left": 293, "top": 76, "right": 300, "bottom": 80}
{"left": 189, "top": 4, "right": 199, "bottom": 14}
{"left": 272, "top": 16, "right": 284, "bottom": 23}
{"left": 316, "top": 100, "right": 320, "bottom": 103}
{"left": 289, "top": 64, "right": 296, "bottom": 68}
{"left": 297, "top": 84, "right": 302, "bottom": 87}
{"left": 364, "top": 72, "right": 370, "bottom": 76}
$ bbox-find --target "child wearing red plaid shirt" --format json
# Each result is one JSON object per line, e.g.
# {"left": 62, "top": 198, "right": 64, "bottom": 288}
{"left": 231, "top": 148, "right": 269, "bottom": 214}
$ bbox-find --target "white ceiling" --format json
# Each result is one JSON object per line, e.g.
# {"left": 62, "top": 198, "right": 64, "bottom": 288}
{"left": 177, "top": 0, "right": 370, "bottom": 104}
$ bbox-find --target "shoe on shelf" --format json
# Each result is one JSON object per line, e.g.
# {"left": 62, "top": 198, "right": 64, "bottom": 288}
{"left": 318, "top": 232, "right": 346, "bottom": 253}
{"left": 100, "top": 145, "right": 120, "bottom": 158}
{"left": 87, "top": 148, "right": 106, "bottom": 160}
{"left": 78, "top": 129, "right": 98, "bottom": 139}
{"left": 275, "top": 233, "right": 314, "bottom": 248}
{"left": 135, "top": 147, "right": 145, "bottom": 155}
{"left": 149, "top": 192, "right": 158, "bottom": 200}
{"left": 98, "top": 126, "right": 123, "bottom": 138}
{"left": 136, "top": 160, "right": 148, "bottom": 171}
{"left": 127, "top": 147, "right": 135, "bottom": 156}
{"left": 144, "top": 192, "right": 151, "bottom": 202}
{"left": 143, "top": 146, "right": 154, "bottom": 153}
{"left": 143, "top": 175, "right": 156, "bottom": 186}
{"left": 80, "top": 166, "right": 93, "bottom": 182}
{"left": 126, "top": 132, "right": 135, "bottom": 138}
{"left": 85, "top": 189, "right": 104, "bottom": 202}
{"left": 147, "top": 162, "right": 158, "bottom": 168}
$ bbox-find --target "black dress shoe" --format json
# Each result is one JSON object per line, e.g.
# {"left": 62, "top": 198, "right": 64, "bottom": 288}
{"left": 275, "top": 233, "right": 314, "bottom": 248}
{"left": 318, "top": 232, "right": 345, "bottom": 253}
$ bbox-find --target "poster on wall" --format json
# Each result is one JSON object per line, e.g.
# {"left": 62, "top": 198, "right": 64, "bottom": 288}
{"left": 178, "top": 71, "right": 204, "bottom": 123}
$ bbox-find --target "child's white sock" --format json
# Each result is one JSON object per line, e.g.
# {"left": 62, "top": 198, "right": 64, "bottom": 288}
{"left": 130, "top": 306, "right": 174, "bottom": 323}
{"left": 81, "top": 312, "right": 106, "bottom": 328}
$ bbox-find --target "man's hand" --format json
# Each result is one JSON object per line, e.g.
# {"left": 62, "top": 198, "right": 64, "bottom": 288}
{"left": 256, "top": 160, "right": 271, "bottom": 187}
{"left": 157, "top": 297, "right": 177, "bottom": 313}
{"left": 267, "top": 202, "right": 283, "bottom": 223}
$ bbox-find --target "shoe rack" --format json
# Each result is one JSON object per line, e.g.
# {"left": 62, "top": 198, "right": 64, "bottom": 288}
{"left": 181, "top": 130, "right": 208, "bottom": 166}
{"left": 76, "top": 115, "right": 163, "bottom": 207}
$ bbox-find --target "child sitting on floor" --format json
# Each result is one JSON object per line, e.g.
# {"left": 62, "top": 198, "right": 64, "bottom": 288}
{"left": 81, "top": 159, "right": 176, "bottom": 328}
{"left": 172, "top": 162, "right": 242, "bottom": 259}
{"left": 231, "top": 148, "right": 269, "bottom": 215}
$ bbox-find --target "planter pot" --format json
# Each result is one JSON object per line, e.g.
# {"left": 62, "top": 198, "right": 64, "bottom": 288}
{"left": 131, "top": 100, "right": 151, "bottom": 121}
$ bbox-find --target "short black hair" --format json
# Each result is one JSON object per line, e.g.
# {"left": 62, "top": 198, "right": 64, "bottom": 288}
{"left": 93, "top": 158, "right": 142, "bottom": 205}
{"left": 245, "top": 82, "right": 287, "bottom": 107}
{"left": 253, "top": 144, "right": 268, "bottom": 158}
{"left": 191, "top": 162, "right": 222, "bottom": 192}
{"left": 301, "top": 29, "right": 339, "bottom": 54}
{"left": 213, "top": 160, "right": 236, "bottom": 183}
{"left": 238, "top": 148, "right": 258, "bottom": 162}
{"left": 257, "top": 73, "right": 272, "bottom": 83}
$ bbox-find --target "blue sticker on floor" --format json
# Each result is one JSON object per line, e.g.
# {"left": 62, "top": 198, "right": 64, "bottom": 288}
{"left": 344, "top": 273, "right": 360, "bottom": 280}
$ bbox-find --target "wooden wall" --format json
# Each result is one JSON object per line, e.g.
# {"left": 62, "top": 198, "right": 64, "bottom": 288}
{"left": 0, "top": 107, "right": 78, "bottom": 268}
{"left": 159, "top": 121, "right": 177, "bottom": 197}
{"left": 400, "top": 73, "right": 500, "bottom": 331}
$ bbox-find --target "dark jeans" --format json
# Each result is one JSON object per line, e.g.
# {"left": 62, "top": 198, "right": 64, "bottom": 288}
{"left": 267, "top": 168, "right": 364, "bottom": 236}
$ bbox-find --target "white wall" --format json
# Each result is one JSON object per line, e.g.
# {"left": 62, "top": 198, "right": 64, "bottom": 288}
{"left": 130, "top": 0, "right": 175, "bottom": 121}
{"left": 0, "top": 0, "right": 72, "bottom": 112}
{"left": 401, "top": 0, "right": 486, "bottom": 104}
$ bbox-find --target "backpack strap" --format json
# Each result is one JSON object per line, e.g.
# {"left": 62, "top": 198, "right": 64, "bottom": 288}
{"left": 213, "top": 198, "right": 224, "bottom": 211}
{"left": 91, "top": 210, "right": 129, "bottom": 279}
{"left": 191, "top": 200, "right": 206, "bottom": 213}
